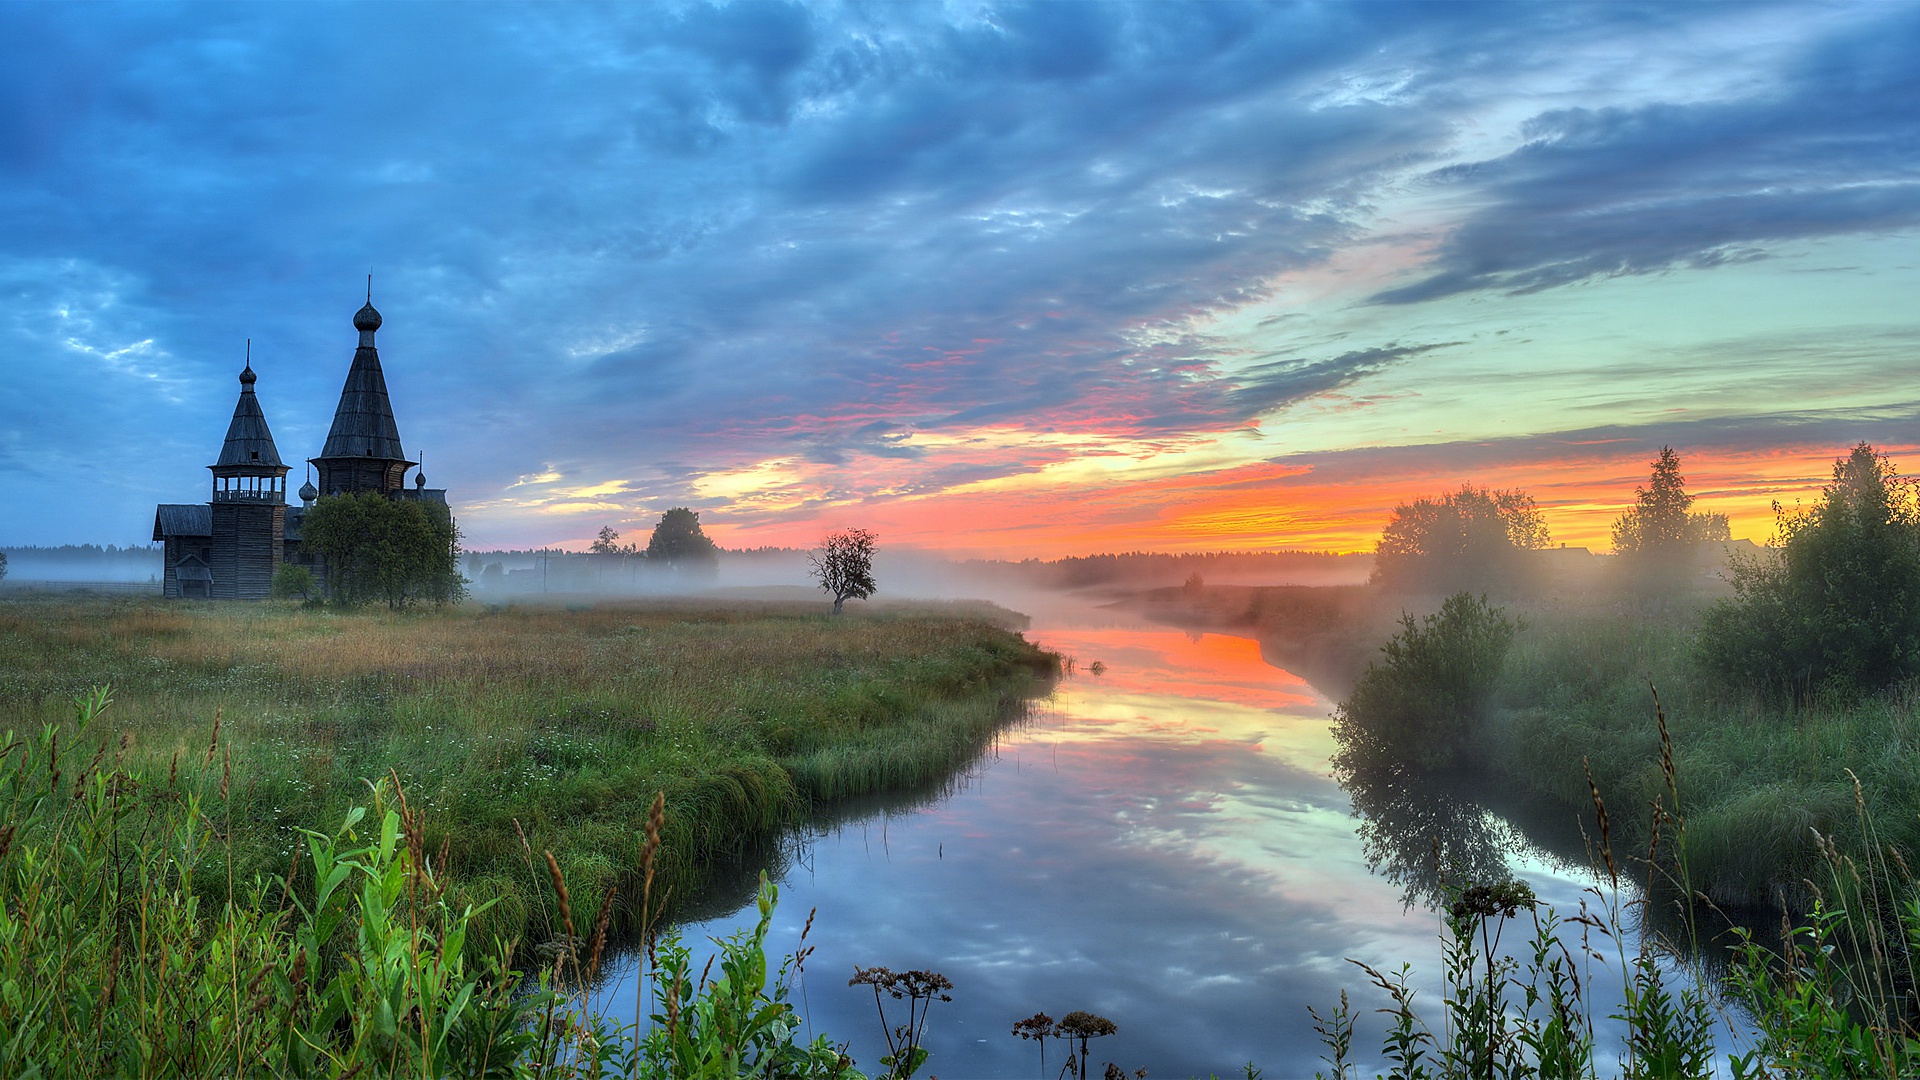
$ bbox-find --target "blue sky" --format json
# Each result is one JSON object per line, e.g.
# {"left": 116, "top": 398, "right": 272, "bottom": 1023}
{"left": 2, "top": 1, "right": 1916, "bottom": 554}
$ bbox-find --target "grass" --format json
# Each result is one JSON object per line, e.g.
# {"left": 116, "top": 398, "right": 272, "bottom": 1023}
{"left": 0, "top": 686, "right": 864, "bottom": 1077}
{"left": 0, "top": 595, "right": 1058, "bottom": 951}
{"left": 1480, "top": 591, "right": 1920, "bottom": 909}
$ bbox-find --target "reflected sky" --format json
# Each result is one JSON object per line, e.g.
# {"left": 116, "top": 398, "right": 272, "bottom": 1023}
{"left": 594, "top": 616, "right": 1747, "bottom": 1077}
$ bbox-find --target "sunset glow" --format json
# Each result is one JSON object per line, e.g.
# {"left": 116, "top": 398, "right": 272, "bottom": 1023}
{"left": 3, "top": 4, "right": 1915, "bottom": 558}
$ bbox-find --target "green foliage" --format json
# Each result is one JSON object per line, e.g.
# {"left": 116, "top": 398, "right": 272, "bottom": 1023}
{"left": 272, "top": 561, "right": 316, "bottom": 601}
{"left": 645, "top": 508, "right": 720, "bottom": 571}
{"left": 0, "top": 549, "right": 7, "bottom": 581}
{"left": 301, "top": 492, "right": 466, "bottom": 610}
{"left": 1333, "top": 593, "right": 1518, "bottom": 772}
{"left": 810, "top": 528, "right": 878, "bottom": 615}
{"left": 0, "top": 687, "right": 885, "bottom": 1078}
{"left": 1373, "top": 486, "right": 1551, "bottom": 594}
{"left": 1699, "top": 443, "right": 1920, "bottom": 695}
{"left": 638, "top": 876, "right": 861, "bottom": 1079}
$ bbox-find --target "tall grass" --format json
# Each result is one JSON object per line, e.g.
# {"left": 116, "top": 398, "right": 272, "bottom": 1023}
{"left": 0, "top": 596, "right": 1057, "bottom": 950}
{"left": 1479, "top": 595, "right": 1920, "bottom": 908}
{"left": 1319, "top": 706, "right": 1920, "bottom": 1079}
{"left": 0, "top": 686, "right": 867, "bottom": 1077}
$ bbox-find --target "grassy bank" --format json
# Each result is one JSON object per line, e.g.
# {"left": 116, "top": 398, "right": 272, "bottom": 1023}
{"left": 0, "top": 595, "right": 1058, "bottom": 948}
{"left": 1143, "top": 578, "right": 1920, "bottom": 909}
{"left": 1487, "top": 593, "right": 1920, "bottom": 909}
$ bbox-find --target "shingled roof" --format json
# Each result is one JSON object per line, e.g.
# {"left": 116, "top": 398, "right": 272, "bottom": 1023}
{"left": 214, "top": 366, "right": 286, "bottom": 468}
{"left": 317, "top": 301, "right": 408, "bottom": 461}
{"left": 153, "top": 504, "right": 212, "bottom": 539}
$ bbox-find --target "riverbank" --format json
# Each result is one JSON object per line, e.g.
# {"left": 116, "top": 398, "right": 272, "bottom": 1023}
{"left": 1123, "top": 580, "right": 1920, "bottom": 910}
{"left": 0, "top": 595, "right": 1059, "bottom": 947}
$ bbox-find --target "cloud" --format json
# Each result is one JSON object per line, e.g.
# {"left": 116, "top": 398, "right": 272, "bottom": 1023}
{"left": 0, "top": 2, "right": 1914, "bottom": 546}
{"left": 1373, "top": 5, "right": 1920, "bottom": 303}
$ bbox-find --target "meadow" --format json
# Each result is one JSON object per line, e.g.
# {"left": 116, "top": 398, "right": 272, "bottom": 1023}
{"left": 0, "top": 595, "right": 1058, "bottom": 950}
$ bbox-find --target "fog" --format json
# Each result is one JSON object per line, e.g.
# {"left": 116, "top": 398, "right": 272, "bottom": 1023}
{"left": 457, "top": 546, "right": 1375, "bottom": 614}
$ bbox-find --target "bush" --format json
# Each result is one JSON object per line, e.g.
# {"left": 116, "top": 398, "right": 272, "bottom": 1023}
{"left": 270, "top": 562, "right": 315, "bottom": 601}
{"left": 1699, "top": 443, "right": 1920, "bottom": 696}
{"left": 1332, "top": 592, "right": 1518, "bottom": 772}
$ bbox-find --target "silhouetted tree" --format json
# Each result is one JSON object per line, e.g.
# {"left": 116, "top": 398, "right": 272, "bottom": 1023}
{"left": 644, "top": 508, "right": 719, "bottom": 571}
{"left": 809, "top": 528, "right": 877, "bottom": 615}
{"left": 1701, "top": 443, "right": 1920, "bottom": 694}
{"left": 1611, "top": 447, "right": 1730, "bottom": 589}
{"left": 1371, "top": 486, "right": 1550, "bottom": 593}
{"left": 0, "top": 550, "right": 7, "bottom": 582}
{"left": 301, "top": 492, "right": 464, "bottom": 610}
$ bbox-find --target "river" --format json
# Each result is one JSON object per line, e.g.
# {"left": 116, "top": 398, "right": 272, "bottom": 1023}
{"left": 593, "top": 603, "right": 1742, "bottom": 1077}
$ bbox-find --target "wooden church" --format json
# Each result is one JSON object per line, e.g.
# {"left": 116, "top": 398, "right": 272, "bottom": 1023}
{"left": 153, "top": 297, "right": 447, "bottom": 599}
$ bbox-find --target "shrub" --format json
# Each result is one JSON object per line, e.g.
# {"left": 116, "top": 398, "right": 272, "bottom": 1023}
{"left": 270, "top": 561, "right": 316, "bottom": 601}
{"left": 1332, "top": 592, "right": 1518, "bottom": 772}
{"left": 1699, "top": 442, "right": 1920, "bottom": 696}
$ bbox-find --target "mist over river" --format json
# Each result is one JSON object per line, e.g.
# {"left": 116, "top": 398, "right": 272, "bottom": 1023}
{"left": 594, "top": 599, "right": 1738, "bottom": 1077}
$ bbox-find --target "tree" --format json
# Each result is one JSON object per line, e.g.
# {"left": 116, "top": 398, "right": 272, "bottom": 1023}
{"left": 270, "top": 562, "right": 316, "bottom": 602}
{"left": 589, "top": 525, "right": 624, "bottom": 555}
{"left": 300, "top": 492, "right": 465, "bottom": 610}
{"left": 0, "top": 550, "right": 7, "bottom": 582}
{"left": 1611, "top": 447, "right": 1731, "bottom": 577}
{"left": 1371, "top": 485, "right": 1550, "bottom": 593}
{"left": 809, "top": 528, "right": 876, "bottom": 615}
{"left": 1700, "top": 443, "right": 1920, "bottom": 695}
{"left": 1332, "top": 592, "right": 1518, "bottom": 773}
{"left": 644, "top": 508, "right": 719, "bottom": 571}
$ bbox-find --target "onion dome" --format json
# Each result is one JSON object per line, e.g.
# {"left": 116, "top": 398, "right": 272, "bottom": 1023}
{"left": 415, "top": 471, "right": 427, "bottom": 489}
{"left": 353, "top": 302, "right": 383, "bottom": 333}
{"left": 299, "top": 479, "right": 318, "bottom": 503}
{"left": 239, "top": 364, "right": 257, "bottom": 387}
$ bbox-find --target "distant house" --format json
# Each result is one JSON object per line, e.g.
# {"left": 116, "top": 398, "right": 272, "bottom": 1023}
{"left": 152, "top": 297, "right": 448, "bottom": 599}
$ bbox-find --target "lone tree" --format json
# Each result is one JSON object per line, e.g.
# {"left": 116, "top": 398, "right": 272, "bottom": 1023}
{"left": 1372, "top": 485, "right": 1550, "bottom": 593}
{"left": 0, "top": 550, "right": 7, "bottom": 582}
{"left": 589, "top": 525, "right": 633, "bottom": 555}
{"left": 644, "top": 508, "right": 719, "bottom": 571}
{"left": 810, "top": 528, "right": 876, "bottom": 615}
{"left": 1611, "top": 446, "right": 1730, "bottom": 587}
{"left": 1701, "top": 442, "right": 1920, "bottom": 695}
{"left": 300, "top": 492, "right": 464, "bottom": 610}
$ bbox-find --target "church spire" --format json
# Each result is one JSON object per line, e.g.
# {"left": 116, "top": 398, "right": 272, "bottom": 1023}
{"left": 213, "top": 341, "right": 285, "bottom": 469}
{"left": 311, "top": 293, "right": 414, "bottom": 496}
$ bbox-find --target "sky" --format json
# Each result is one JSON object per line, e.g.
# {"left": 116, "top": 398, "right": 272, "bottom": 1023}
{"left": 2, "top": 0, "right": 1917, "bottom": 557}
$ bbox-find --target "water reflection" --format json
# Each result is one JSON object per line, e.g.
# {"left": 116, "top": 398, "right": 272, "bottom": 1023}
{"left": 1340, "top": 761, "right": 1536, "bottom": 910}
{"left": 591, "top": 616, "right": 1731, "bottom": 1076}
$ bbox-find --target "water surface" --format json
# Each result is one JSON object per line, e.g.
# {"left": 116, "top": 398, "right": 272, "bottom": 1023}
{"left": 595, "top": 609, "right": 1717, "bottom": 1077}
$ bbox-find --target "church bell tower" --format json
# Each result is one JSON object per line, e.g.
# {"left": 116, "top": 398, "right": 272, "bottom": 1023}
{"left": 207, "top": 358, "right": 290, "bottom": 599}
